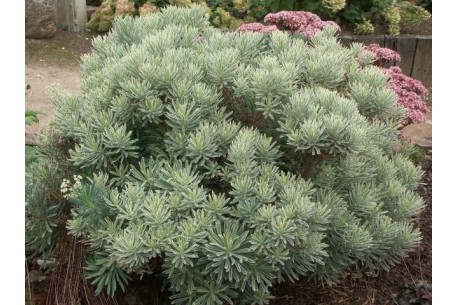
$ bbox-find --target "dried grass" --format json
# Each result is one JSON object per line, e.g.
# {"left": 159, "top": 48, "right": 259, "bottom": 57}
{"left": 46, "top": 231, "right": 116, "bottom": 305}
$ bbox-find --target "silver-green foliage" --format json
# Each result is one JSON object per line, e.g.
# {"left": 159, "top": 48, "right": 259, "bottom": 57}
{"left": 37, "top": 4, "right": 424, "bottom": 304}
{"left": 26, "top": 131, "right": 77, "bottom": 260}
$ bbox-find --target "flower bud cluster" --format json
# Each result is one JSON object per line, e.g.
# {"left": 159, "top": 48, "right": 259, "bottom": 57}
{"left": 354, "top": 19, "right": 375, "bottom": 35}
{"left": 383, "top": 5, "right": 401, "bottom": 35}
{"left": 60, "top": 175, "right": 83, "bottom": 199}
{"left": 236, "top": 22, "right": 278, "bottom": 33}
{"left": 363, "top": 43, "right": 401, "bottom": 66}
{"left": 384, "top": 66, "right": 429, "bottom": 123}
{"left": 322, "top": 0, "right": 346, "bottom": 13}
{"left": 233, "top": 0, "right": 249, "bottom": 12}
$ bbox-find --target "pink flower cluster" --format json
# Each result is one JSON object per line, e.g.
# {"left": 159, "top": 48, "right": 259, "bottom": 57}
{"left": 384, "top": 66, "right": 430, "bottom": 123}
{"left": 235, "top": 22, "right": 279, "bottom": 34}
{"left": 265, "top": 11, "right": 320, "bottom": 31}
{"left": 235, "top": 11, "right": 340, "bottom": 39}
{"left": 265, "top": 11, "right": 340, "bottom": 39}
{"left": 363, "top": 44, "right": 401, "bottom": 67}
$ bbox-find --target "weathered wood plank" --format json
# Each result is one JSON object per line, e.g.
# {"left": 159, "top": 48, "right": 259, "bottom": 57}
{"left": 394, "top": 35, "right": 418, "bottom": 76}
{"left": 74, "top": 0, "right": 88, "bottom": 32}
{"left": 58, "top": 0, "right": 71, "bottom": 31}
{"left": 58, "top": 0, "right": 87, "bottom": 32}
{"left": 411, "top": 36, "right": 432, "bottom": 87}
{"left": 384, "top": 35, "right": 397, "bottom": 68}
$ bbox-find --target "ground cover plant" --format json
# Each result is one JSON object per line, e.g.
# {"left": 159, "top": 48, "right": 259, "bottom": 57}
{"left": 26, "top": 4, "right": 428, "bottom": 304}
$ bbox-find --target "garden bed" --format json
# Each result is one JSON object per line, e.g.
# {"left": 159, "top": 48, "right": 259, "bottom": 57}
{"left": 25, "top": 12, "right": 432, "bottom": 304}
{"left": 269, "top": 152, "right": 432, "bottom": 305}
{"left": 26, "top": 152, "right": 432, "bottom": 305}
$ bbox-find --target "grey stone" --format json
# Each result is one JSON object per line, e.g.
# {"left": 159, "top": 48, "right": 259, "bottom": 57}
{"left": 401, "top": 111, "right": 432, "bottom": 148}
{"left": 25, "top": 0, "right": 58, "bottom": 38}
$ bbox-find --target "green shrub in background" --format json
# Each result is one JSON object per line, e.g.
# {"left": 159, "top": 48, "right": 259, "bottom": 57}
{"left": 88, "top": 0, "right": 331, "bottom": 33}
{"left": 25, "top": 110, "right": 43, "bottom": 170}
{"left": 25, "top": 109, "right": 42, "bottom": 126}
{"left": 397, "top": 1, "right": 431, "bottom": 26}
{"left": 28, "top": 5, "right": 425, "bottom": 304}
{"left": 87, "top": 1, "right": 430, "bottom": 34}
{"left": 339, "top": 0, "right": 431, "bottom": 35}
{"left": 87, "top": 0, "right": 117, "bottom": 32}
{"left": 354, "top": 18, "right": 375, "bottom": 34}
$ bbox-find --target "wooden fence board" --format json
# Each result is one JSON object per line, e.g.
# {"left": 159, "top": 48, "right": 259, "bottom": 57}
{"left": 384, "top": 35, "right": 397, "bottom": 67}
{"left": 58, "top": 0, "right": 87, "bottom": 32}
{"left": 411, "top": 36, "right": 432, "bottom": 87}
{"left": 395, "top": 35, "right": 418, "bottom": 75}
{"left": 74, "top": 0, "right": 88, "bottom": 32}
{"left": 58, "top": 0, "right": 71, "bottom": 31}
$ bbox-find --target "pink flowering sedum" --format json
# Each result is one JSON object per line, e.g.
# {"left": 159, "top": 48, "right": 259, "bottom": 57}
{"left": 364, "top": 44, "right": 401, "bottom": 66}
{"left": 235, "top": 22, "right": 279, "bottom": 34}
{"left": 264, "top": 11, "right": 319, "bottom": 31}
{"left": 235, "top": 11, "right": 340, "bottom": 39}
{"left": 362, "top": 44, "right": 429, "bottom": 123}
{"left": 264, "top": 11, "right": 340, "bottom": 39}
{"left": 384, "top": 66, "right": 429, "bottom": 123}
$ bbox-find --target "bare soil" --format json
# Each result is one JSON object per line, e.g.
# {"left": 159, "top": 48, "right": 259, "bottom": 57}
{"left": 25, "top": 30, "right": 96, "bottom": 144}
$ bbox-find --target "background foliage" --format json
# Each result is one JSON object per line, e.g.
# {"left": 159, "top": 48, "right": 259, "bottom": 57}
{"left": 86, "top": 0, "right": 431, "bottom": 34}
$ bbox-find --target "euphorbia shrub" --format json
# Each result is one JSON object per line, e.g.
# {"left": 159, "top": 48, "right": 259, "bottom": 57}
{"left": 27, "top": 5, "right": 425, "bottom": 304}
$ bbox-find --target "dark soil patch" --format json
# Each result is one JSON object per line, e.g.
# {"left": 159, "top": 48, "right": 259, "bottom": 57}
{"left": 25, "top": 30, "right": 97, "bottom": 68}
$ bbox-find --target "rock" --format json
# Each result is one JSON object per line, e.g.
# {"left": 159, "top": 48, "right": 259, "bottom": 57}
{"left": 25, "top": 0, "right": 58, "bottom": 38}
{"left": 401, "top": 111, "right": 432, "bottom": 148}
